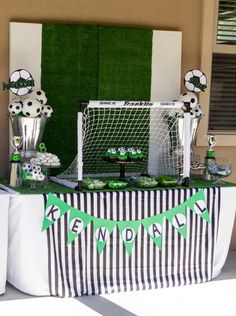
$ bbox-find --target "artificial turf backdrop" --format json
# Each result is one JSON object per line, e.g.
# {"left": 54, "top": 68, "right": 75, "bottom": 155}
{"left": 41, "top": 24, "right": 152, "bottom": 174}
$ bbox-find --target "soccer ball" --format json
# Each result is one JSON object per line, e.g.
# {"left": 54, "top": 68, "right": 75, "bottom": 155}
{"left": 194, "top": 104, "right": 203, "bottom": 118}
{"left": 22, "top": 98, "right": 42, "bottom": 117}
{"left": 9, "top": 69, "right": 34, "bottom": 96}
{"left": 33, "top": 89, "right": 47, "bottom": 105}
{"left": 8, "top": 100, "right": 23, "bottom": 115}
{"left": 22, "top": 163, "right": 32, "bottom": 172}
{"left": 31, "top": 169, "right": 41, "bottom": 180}
{"left": 179, "top": 92, "right": 198, "bottom": 110}
{"left": 41, "top": 105, "right": 53, "bottom": 118}
{"left": 184, "top": 69, "right": 207, "bottom": 93}
{"left": 37, "top": 173, "right": 45, "bottom": 181}
{"left": 32, "top": 164, "right": 41, "bottom": 173}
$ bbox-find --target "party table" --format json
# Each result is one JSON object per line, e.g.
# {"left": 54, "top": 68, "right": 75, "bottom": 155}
{"left": 0, "top": 191, "right": 10, "bottom": 295}
{"left": 2, "top": 180, "right": 236, "bottom": 297}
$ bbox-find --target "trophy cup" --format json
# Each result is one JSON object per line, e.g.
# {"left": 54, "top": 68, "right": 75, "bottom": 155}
{"left": 9, "top": 136, "right": 23, "bottom": 187}
{"left": 204, "top": 135, "right": 216, "bottom": 180}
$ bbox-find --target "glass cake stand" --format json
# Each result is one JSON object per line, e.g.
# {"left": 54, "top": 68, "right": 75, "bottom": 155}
{"left": 41, "top": 164, "right": 61, "bottom": 187}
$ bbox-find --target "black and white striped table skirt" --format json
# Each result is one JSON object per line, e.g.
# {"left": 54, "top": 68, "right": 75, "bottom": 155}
{"left": 45, "top": 187, "right": 221, "bottom": 297}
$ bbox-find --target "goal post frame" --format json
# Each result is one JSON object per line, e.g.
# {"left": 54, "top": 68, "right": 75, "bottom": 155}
{"left": 75, "top": 100, "right": 191, "bottom": 190}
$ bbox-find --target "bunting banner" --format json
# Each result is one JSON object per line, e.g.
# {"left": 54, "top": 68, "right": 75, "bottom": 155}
{"left": 42, "top": 193, "right": 71, "bottom": 231}
{"left": 117, "top": 220, "right": 141, "bottom": 256}
{"left": 93, "top": 218, "right": 117, "bottom": 255}
{"left": 185, "top": 189, "right": 210, "bottom": 222}
{"left": 42, "top": 190, "right": 210, "bottom": 255}
{"left": 142, "top": 214, "right": 164, "bottom": 250}
{"left": 67, "top": 207, "right": 93, "bottom": 245}
{"left": 164, "top": 204, "right": 187, "bottom": 238}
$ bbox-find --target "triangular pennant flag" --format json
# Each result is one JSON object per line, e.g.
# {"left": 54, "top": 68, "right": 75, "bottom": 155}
{"left": 117, "top": 220, "right": 141, "bottom": 256}
{"left": 93, "top": 217, "right": 117, "bottom": 255}
{"left": 164, "top": 205, "right": 187, "bottom": 238}
{"left": 186, "top": 190, "right": 210, "bottom": 223}
{"left": 142, "top": 214, "right": 164, "bottom": 250}
{"left": 42, "top": 193, "right": 71, "bottom": 231}
{"left": 67, "top": 207, "right": 93, "bottom": 245}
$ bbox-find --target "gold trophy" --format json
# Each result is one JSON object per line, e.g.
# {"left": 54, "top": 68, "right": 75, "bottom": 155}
{"left": 9, "top": 136, "right": 23, "bottom": 187}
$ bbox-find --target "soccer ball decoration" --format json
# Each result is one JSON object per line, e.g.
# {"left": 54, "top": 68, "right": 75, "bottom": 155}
{"left": 184, "top": 69, "right": 207, "bottom": 93}
{"left": 8, "top": 100, "right": 23, "bottom": 116}
{"left": 179, "top": 92, "right": 198, "bottom": 110}
{"left": 22, "top": 98, "right": 42, "bottom": 117}
{"left": 8, "top": 82, "right": 54, "bottom": 119}
{"left": 9, "top": 69, "right": 34, "bottom": 96}
{"left": 22, "top": 163, "right": 32, "bottom": 172}
{"left": 179, "top": 69, "right": 207, "bottom": 118}
{"left": 191, "top": 104, "right": 203, "bottom": 118}
{"left": 32, "top": 164, "right": 42, "bottom": 173}
{"left": 21, "top": 162, "right": 45, "bottom": 182}
{"left": 31, "top": 89, "right": 47, "bottom": 105}
{"left": 41, "top": 105, "right": 53, "bottom": 118}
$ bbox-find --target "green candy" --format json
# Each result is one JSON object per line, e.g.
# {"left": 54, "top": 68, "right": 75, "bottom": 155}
{"left": 39, "top": 143, "right": 47, "bottom": 153}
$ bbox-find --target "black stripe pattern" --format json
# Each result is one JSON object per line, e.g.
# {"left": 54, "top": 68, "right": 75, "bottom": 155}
{"left": 45, "top": 188, "right": 221, "bottom": 297}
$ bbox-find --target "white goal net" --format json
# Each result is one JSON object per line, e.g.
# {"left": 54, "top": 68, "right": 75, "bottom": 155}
{"left": 57, "top": 101, "right": 187, "bottom": 183}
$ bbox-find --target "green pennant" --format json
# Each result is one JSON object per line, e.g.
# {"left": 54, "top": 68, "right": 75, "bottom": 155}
{"left": 142, "top": 214, "right": 164, "bottom": 250}
{"left": 117, "top": 220, "right": 141, "bottom": 256}
{"left": 42, "top": 193, "right": 71, "bottom": 231}
{"left": 93, "top": 217, "right": 117, "bottom": 255}
{"left": 185, "top": 190, "right": 210, "bottom": 223}
{"left": 67, "top": 207, "right": 93, "bottom": 245}
{"left": 164, "top": 205, "right": 187, "bottom": 238}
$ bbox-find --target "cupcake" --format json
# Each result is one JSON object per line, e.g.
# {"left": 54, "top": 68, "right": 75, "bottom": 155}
{"left": 128, "top": 149, "right": 139, "bottom": 162}
{"left": 136, "top": 149, "right": 144, "bottom": 160}
{"left": 109, "top": 148, "right": 118, "bottom": 161}
{"left": 117, "top": 147, "right": 128, "bottom": 161}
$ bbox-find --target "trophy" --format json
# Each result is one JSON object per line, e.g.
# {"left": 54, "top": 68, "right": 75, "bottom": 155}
{"left": 206, "top": 135, "right": 216, "bottom": 158}
{"left": 9, "top": 136, "right": 23, "bottom": 187}
{"left": 204, "top": 135, "right": 216, "bottom": 180}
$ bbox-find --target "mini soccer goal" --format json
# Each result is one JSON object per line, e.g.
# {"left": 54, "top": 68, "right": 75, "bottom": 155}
{"left": 56, "top": 100, "right": 191, "bottom": 190}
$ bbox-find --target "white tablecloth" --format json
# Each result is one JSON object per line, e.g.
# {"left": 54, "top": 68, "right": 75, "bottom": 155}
{"left": 0, "top": 191, "right": 10, "bottom": 295}
{"left": 6, "top": 187, "right": 236, "bottom": 296}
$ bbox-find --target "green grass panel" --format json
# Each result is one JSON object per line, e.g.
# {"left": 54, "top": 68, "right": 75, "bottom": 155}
{"left": 98, "top": 26, "right": 153, "bottom": 100}
{"left": 41, "top": 23, "right": 153, "bottom": 176}
{"left": 41, "top": 24, "right": 98, "bottom": 172}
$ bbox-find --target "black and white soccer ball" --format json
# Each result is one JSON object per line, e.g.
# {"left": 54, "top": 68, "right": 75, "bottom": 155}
{"left": 41, "top": 105, "right": 53, "bottom": 118}
{"left": 32, "top": 89, "right": 47, "bottom": 105}
{"left": 8, "top": 100, "right": 23, "bottom": 115}
{"left": 190, "top": 104, "right": 203, "bottom": 118}
{"left": 22, "top": 98, "right": 42, "bottom": 117}
{"left": 9, "top": 69, "right": 34, "bottom": 96}
{"left": 22, "top": 163, "right": 32, "bottom": 172}
{"left": 179, "top": 92, "right": 198, "bottom": 111}
{"left": 37, "top": 173, "right": 45, "bottom": 181}
{"left": 184, "top": 69, "right": 207, "bottom": 93}
{"left": 32, "top": 164, "right": 41, "bottom": 173}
